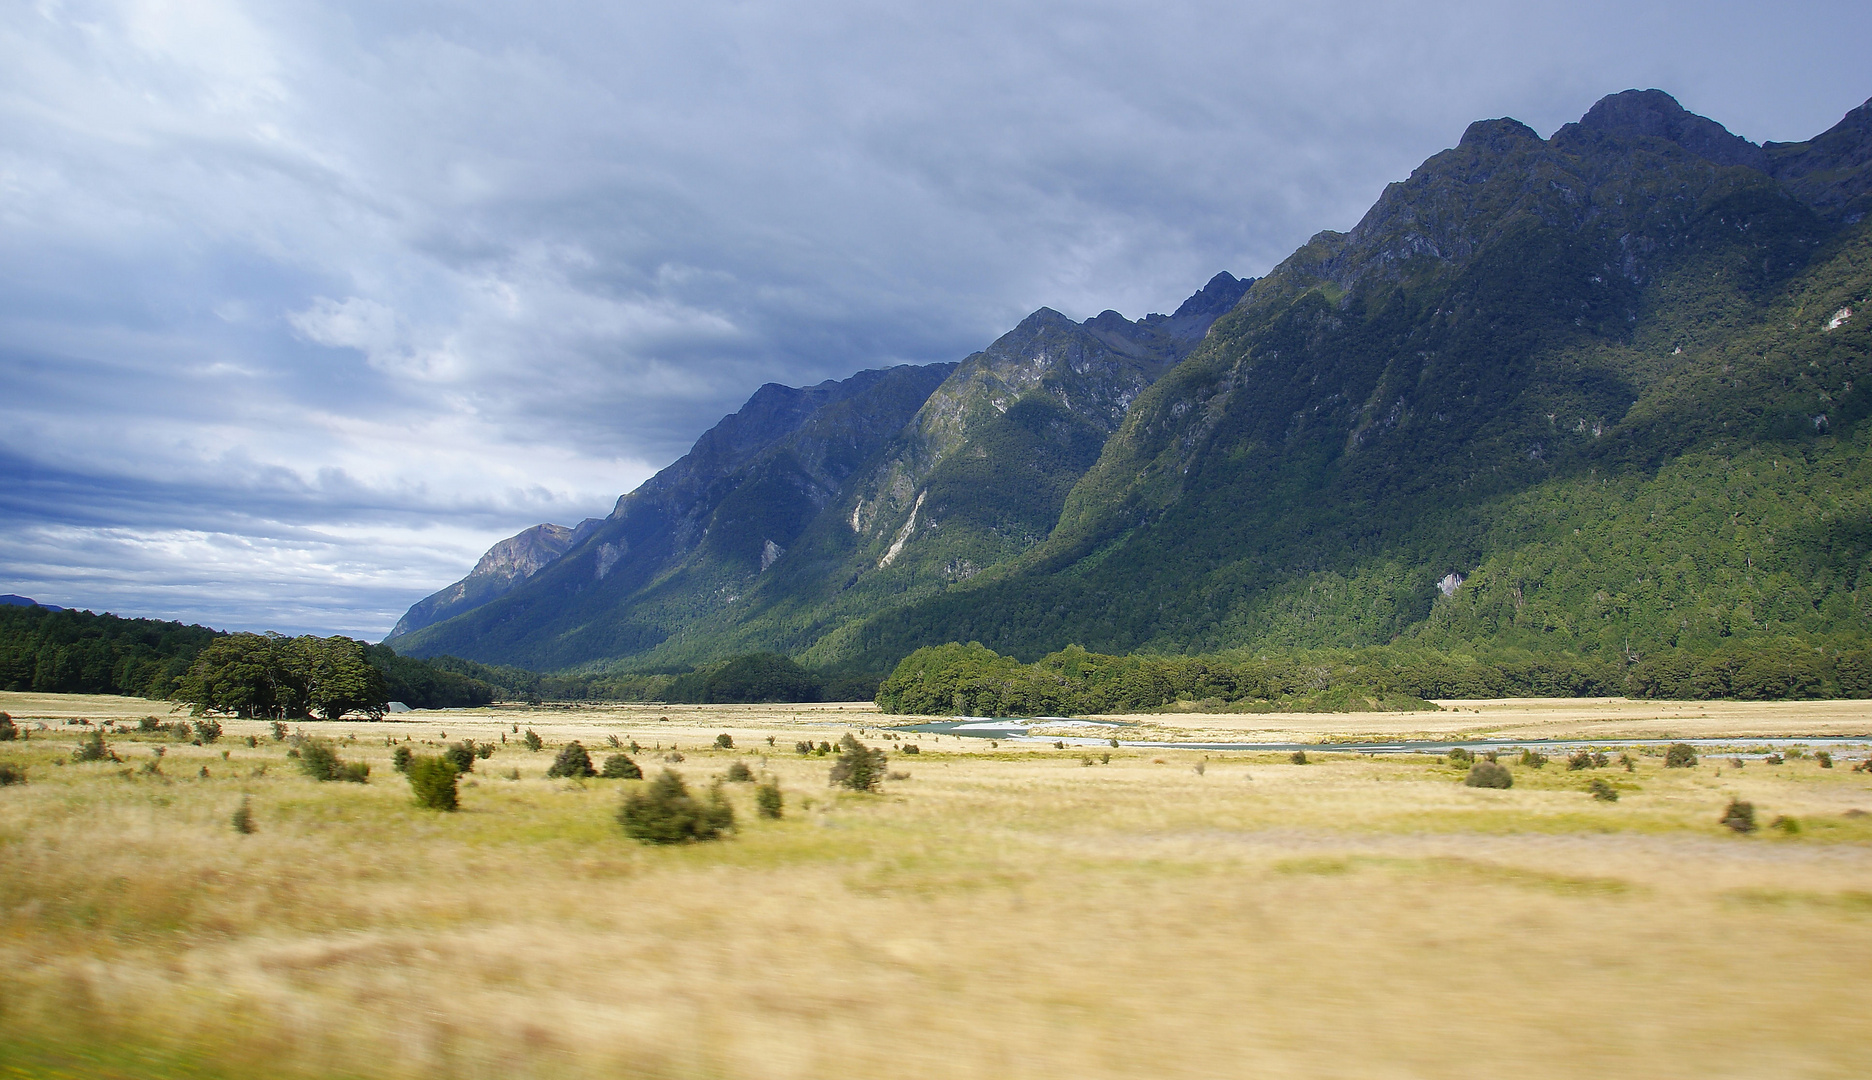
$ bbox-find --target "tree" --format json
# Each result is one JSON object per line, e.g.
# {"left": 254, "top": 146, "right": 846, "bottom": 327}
{"left": 829, "top": 733, "right": 887, "bottom": 791}
{"left": 171, "top": 633, "right": 387, "bottom": 720}
{"left": 288, "top": 636, "right": 390, "bottom": 720}
{"left": 546, "top": 741, "right": 596, "bottom": 778}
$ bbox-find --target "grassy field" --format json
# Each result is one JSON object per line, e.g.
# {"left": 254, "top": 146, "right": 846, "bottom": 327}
{"left": 2, "top": 694, "right": 1871, "bottom": 1079}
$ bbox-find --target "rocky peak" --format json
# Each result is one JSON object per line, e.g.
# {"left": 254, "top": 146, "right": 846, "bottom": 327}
{"left": 471, "top": 523, "right": 579, "bottom": 584}
{"left": 1569, "top": 88, "right": 1768, "bottom": 171}
{"left": 1457, "top": 117, "right": 1540, "bottom": 154}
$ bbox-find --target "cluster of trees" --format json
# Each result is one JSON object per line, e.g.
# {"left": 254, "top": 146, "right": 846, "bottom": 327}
{"left": 0, "top": 605, "right": 218, "bottom": 697}
{"left": 173, "top": 633, "right": 393, "bottom": 719}
{"left": 875, "top": 637, "right": 1872, "bottom": 716}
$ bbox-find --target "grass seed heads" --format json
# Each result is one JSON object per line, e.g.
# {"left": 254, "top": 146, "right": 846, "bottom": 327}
{"left": 407, "top": 755, "right": 460, "bottom": 811}
{"left": 1465, "top": 761, "right": 1513, "bottom": 789}
{"left": 546, "top": 741, "right": 596, "bottom": 779}
{"left": 618, "top": 769, "right": 733, "bottom": 844}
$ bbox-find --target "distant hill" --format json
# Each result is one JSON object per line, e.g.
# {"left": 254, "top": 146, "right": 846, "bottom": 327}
{"left": 0, "top": 595, "right": 61, "bottom": 611}
{"left": 390, "top": 89, "right": 1872, "bottom": 687}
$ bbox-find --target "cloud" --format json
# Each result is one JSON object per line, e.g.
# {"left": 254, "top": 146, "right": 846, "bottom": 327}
{"left": 1, "top": 0, "right": 1868, "bottom": 637}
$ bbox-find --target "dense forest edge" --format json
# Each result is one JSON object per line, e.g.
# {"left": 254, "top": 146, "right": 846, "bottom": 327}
{"left": 0, "top": 604, "right": 879, "bottom": 710}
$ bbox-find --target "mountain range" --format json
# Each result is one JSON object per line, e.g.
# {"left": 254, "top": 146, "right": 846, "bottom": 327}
{"left": 388, "top": 89, "right": 1872, "bottom": 681}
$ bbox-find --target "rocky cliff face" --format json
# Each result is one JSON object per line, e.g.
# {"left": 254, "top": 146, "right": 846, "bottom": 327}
{"left": 387, "top": 521, "right": 597, "bottom": 640}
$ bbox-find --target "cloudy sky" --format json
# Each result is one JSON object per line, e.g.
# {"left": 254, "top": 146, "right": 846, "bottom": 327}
{"left": 2, "top": 0, "right": 1868, "bottom": 638}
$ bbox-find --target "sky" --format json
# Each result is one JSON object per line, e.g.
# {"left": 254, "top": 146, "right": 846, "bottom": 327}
{"left": 2, "top": 0, "right": 1869, "bottom": 639}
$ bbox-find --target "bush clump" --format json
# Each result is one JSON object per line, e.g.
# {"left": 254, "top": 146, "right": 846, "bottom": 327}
{"left": 1464, "top": 761, "right": 1513, "bottom": 789}
{"left": 901, "top": 743, "right": 919, "bottom": 755}
{"left": 443, "top": 741, "right": 477, "bottom": 775}
{"left": 714, "top": 733, "right": 734, "bottom": 749}
{"left": 0, "top": 713, "right": 16, "bottom": 741}
{"left": 1665, "top": 743, "right": 1699, "bottom": 768}
{"left": 829, "top": 733, "right": 887, "bottom": 791}
{"left": 755, "top": 779, "right": 783, "bottom": 819}
{"left": 1720, "top": 799, "right": 1757, "bottom": 833}
{"left": 618, "top": 770, "right": 734, "bottom": 843}
{"left": 1445, "top": 746, "right": 1472, "bottom": 764}
{"left": 72, "top": 730, "right": 119, "bottom": 763}
{"left": 522, "top": 728, "right": 543, "bottom": 752}
{"left": 794, "top": 741, "right": 814, "bottom": 755}
{"left": 1289, "top": 750, "right": 1308, "bottom": 765}
{"left": 231, "top": 796, "right": 256, "bottom": 833}
{"left": 407, "top": 754, "right": 459, "bottom": 811}
{"left": 393, "top": 746, "right": 413, "bottom": 773}
{"left": 192, "top": 718, "right": 223, "bottom": 744}
{"left": 601, "top": 753, "right": 643, "bottom": 779}
{"left": 725, "top": 760, "right": 754, "bottom": 782}
{"left": 1518, "top": 749, "right": 1547, "bottom": 769}
{"left": 298, "top": 740, "right": 369, "bottom": 782}
{"left": 1815, "top": 750, "right": 1833, "bottom": 769}
{"left": 546, "top": 741, "right": 596, "bottom": 779}
{"left": 0, "top": 761, "right": 25, "bottom": 786}
{"left": 1587, "top": 778, "right": 1619, "bottom": 801}
{"left": 1567, "top": 749, "right": 1609, "bottom": 770}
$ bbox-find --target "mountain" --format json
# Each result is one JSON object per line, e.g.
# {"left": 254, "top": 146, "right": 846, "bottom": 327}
{"left": 389, "top": 275, "right": 1247, "bottom": 668}
{"left": 834, "top": 89, "right": 1872, "bottom": 667}
{"left": 0, "top": 595, "right": 61, "bottom": 611}
{"left": 395, "top": 89, "right": 1872, "bottom": 683}
{"left": 388, "top": 522, "right": 598, "bottom": 638}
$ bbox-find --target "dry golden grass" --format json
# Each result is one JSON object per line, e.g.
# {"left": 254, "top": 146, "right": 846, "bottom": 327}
{"left": 2, "top": 695, "right": 1871, "bottom": 1079}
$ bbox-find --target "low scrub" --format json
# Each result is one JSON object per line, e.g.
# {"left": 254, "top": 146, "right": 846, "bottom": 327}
{"left": 0, "top": 761, "right": 24, "bottom": 786}
{"left": 407, "top": 755, "right": 459, "bottom": 811}
{"left": 725, "top": 760, "right": 754, "bottom": 782}
{"left": 72, "top": 730, "right": 120, "bottom": 763}
{"left": 1567, "top": 749, "right": 1609, "bottom": 770}
{"left": 755, "top": 779, "right": 784, "bottom": 819}
{"left": 1518, "top": 749, "right": 1548, "bottom": 769}
{"left": 1464, "top": 762, "right": 1513, "bottom": 789}
{"left": 0, "top": 713, "right": 15, "bottom": 741}
{"left": 829, "top": 733, "right": 887, "bottom": 791}
{"left": 618, "top": 770, "right": 734, "bottom": 843}
{"left": 522, "top": 729, "right": 543, "bottom": 752}
{"left": 546, "top": 741, "right": 596, "bottom": 778}
{"left": 298, "top": 740, "right": 369, "bottom": 783}
{"left": 1665, "top": 743, "right": 1699, "bottom": 768}
{"left": 601, "top": 754, "right": 643, "bottom": 779}
{"left": 230, "top": 796, "right": 256, "bottom": 834}
{"left": 1587, "top": 778, "right": 1619, "bottom": 801}
{"left": 1720, "top": 799, "right": 1757, "bottom": 833}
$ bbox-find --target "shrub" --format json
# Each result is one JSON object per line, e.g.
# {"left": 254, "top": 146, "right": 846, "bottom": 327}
{"left": 1785, "top": 746, "right": 1807, "bottom": 760}
{"left": 1816, "top": 750, "right": 1833, "bottom": 769}
{"left": 73, "top": 730, "right": 119, "bottom": 763}
{"left": 407, "top": 755, "right": 459, "bottom": 811}
{"left": 1446, "top": 746, "right": 1473, "bottom": 764}
{"left": 475, "top": 742, "right": 496, "bottom": 760}
{"left": 231, "top": 796, "right": 256, "bottom": 834}
{"left": 816, "top": 741, "right": 832, "bottom": 756}
{"left": 298, "top": 740, "right": 369, "bottom": 783}
{"left": 618, "top": 770, "right": 734, "bottom": 843}
{"left": 664, "top": 751, "right": 685, "bottom": 763}
{"left": 1518, "top": 749, "right": 1548, "bottom": 769}
{"left": 0, "top": 713, "right": 15, "bottom": 741}
{"left": 1567, "top": 750, "right": 1598, "bottom": 770}
{"left": 1289, "top": 750, "right": 1308, "bottom": 765}
{"left": 171, "top": 722, "right": 194, "bottom": 742}
{"left": 192, "top": 719, "right": 223, "bottom": 744}
{"left": 901, "top": 743, "right": 919, "bottom": 754}
{"left": 1664, "top": 743, "right": 1699, "bottom": 768}
{"left": 1729, "top": 757, "right": 1745, "bottom": 769}
{"left": 1770, "top": 814, "right": 1801, "bottom": 834}
{"left": 393, "top": 746, "right": 413, "bottom": 772}
{"left": 270, "top": 721, "right": 288, "bottom": 741}
{"left": 0, "top": 762, "right": 24, "bottom": 786}
{"left": 443, "top": 742, "right": 477, "bottom": 775}
{"left": 714, "top": 733, "right": 734, "bottom": 749}
{"left": 1619, "top": 753, "right": 1636, "bottom": 772}
{"left": 725, "top": 760, "right": 754, "bottom": 782}
{"left": 601, "top": 753, "right": 642, "bottom": 779}
{"left": 137, "top": 715, "right": 161, "bottom": 733}
{"left": 1464, "top": 762, "right": 1513, "bottom": 789}
{"left": 546, "top": 741, "right": 596, "bottom": 779}
{"left": 605, "top": 734, "right": 622, "bottom": 748}
{"left": 522, "top": 729, "right": 543, "bottom": 752}
{"left": 795, "top": 741, "right": 814, "bottom": 755}
{"left": 1765, "top": 752, "right": 1784, "bottom": 765}
{"left": 1720, "top": 799, "right": 1757, "bottom": 833}
{"left": 754, "top": 779, "right": 783, "bottom": 819}
{"left": 1587, "top": 778, "right": 1619, "bottom": 802}
{"left": 829, "top": 733, "right": 887, "bottom": 791}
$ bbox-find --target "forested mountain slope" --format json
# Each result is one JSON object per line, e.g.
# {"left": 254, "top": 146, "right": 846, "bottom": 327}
{"left": 829, "top": 90, "right": 1872, "bottom": 669}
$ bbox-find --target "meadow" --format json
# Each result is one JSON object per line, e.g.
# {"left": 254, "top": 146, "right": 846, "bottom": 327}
{"left": 2, "top": 693, "right": 1871, "bottom": 1079}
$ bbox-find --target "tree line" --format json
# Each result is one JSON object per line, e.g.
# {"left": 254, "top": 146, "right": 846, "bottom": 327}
{"left": 875, "top": 637, "right": 1872, "bottom": 716}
